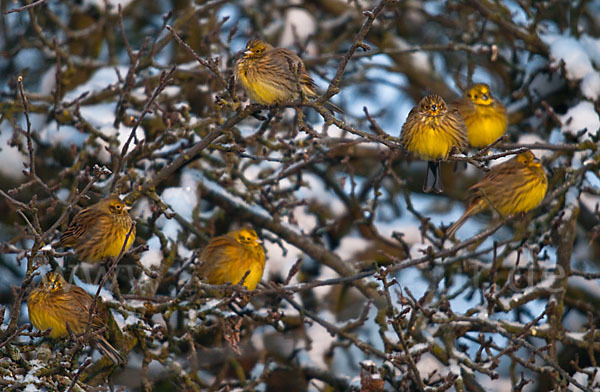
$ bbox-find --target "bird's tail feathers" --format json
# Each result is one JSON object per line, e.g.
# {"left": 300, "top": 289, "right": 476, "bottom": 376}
{"left": 424, "top": 161, "right": 444, "bottom": 193}
{"left": 446, "top": 202, "right": 482, "bottom": 238}
{"left": 95, "top": 336, "right": 124, "bottom": 365}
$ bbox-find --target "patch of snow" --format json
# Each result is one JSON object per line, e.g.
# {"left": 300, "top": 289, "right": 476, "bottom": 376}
{"left": 77, "top": 103, "right": 144, "bottom": 162}
{"left": 71, "top": 269, "right": 115, "bottom": 300}
{"left": 161, "top": 85, "right": 182, "bottom": 98}
{"left": 0, "top": 123, "right": 27, "bottom": 180}
{"left": 64, "top": 66, "right": 128, "bottom": 101}
{"left": 156, "top": 216, "right": 182, "bottom": 242}
{"left": 279, "top": 7, "right": 317, "bottom": 56}
{"left": 297, "top": 311, "right": 337, "bottom": 369}
{"left": 541, "top": 33, "right": 600, "bottom": 100}
{"left": 479, "top": 376, "right": 514, "bottom": 392}
{"left": 294, "top": 173, "right": 346, "bottom": 216}
{"left": 571, "top": 367, "right": 600, "bottom": 391}
{"left": 569, "top": 276, "right": 600, "bottom": 299}
{"left": 581, "top": 71, "right": 600, "bottom": 100}
{"left": 416, "top": 352, "right": 443, "bottom": 378}
{"left": 262, "top": 234, "right": 300, "bottom": 283}
{"left": 140, "top": 236, "right": 162, "bottom": 268}
{"left": 580, "top": 192, "right": 600, "bottom": 216}
{"left": 516, "top": 134, "right": 553, "bottom": 158}
{"left": 161, "top": 171, "right": 199, "bottom": 221}
{"left": 560, "top": 101, "right": 600, "bottom": 139}
{"left": 38, "top": 64, "right": 57, "bottom": 95}
{"left": 580, "top": 34, "right": 600, "bottom": 66}
{"left": 39, "top": 123, "right": 87, "bottom": 148}
{"left": 82, "top": 0, "right": 135, "bottom": 13}
{"left": 541, "top": 33, "right": 594, "bottom": 80}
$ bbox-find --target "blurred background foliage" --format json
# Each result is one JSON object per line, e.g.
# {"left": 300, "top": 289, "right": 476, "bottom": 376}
{"left": 1, "top": 0, "right": 600, "bottom": 391}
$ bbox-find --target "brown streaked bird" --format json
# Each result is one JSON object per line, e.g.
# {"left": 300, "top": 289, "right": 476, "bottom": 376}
{"left": 446, "top": 150, "right": 548, "bottom": 237}
{"left": 27, "top": 272, "right": 124, "bottom": 365}
{"left": 235, "top": 39, "right": 343, "bottom": 113}
{"left": 196, "top": 228, "right": 266, "bottom": 290}
{"left": 58, "top": 196, "right": 135, "bottom": 263}
{"left": 453, "top": 83, "right": 508, "bottom": 148}
{"left": 400, "top": 94, "right": 468, "bottom": 193}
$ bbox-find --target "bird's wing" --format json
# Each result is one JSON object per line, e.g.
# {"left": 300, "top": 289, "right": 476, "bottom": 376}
{"left": 71, "top": 286, "right": 109, "bottom": 331}
{"left": 197, "top": 235, "right": 239, "bottom": 275}
{"left": 59, "top": 207, "right": 98, "bottom": 246}
{"left": 271, "top": 48, "right": 317, "bottom": 92}
{"left": 399, "top": 107, "right": 419, "bottom": 146}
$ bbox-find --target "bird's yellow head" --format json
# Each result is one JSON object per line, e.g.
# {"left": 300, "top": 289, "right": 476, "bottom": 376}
{"left": 40, "top": 272, "right": 67, "bottom": 292}
{"left": 515, "top": 150, "right": 541, "bottom": 167}
{"left": 466, "top": 83, "right": 495, "bottom": 106}
{"left": 97, "top": 196, "right": 131, "bottom": 215}
{"left": 233, "top": 228, "right": 262, "bottom": 248}
{"left": 418, "top": 94, "right": 447, "bottom": 117}
{"left": 242, "top": 40, "right": 272, "bottom": 60}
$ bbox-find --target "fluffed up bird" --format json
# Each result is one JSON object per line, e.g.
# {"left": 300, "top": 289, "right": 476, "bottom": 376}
{"left": 235, "top": 39, "right": 343, "bottom": 113}
{"left": 58, "top": 196, "right": 135, "bottom": 263}
{"left": 28, "top": 272, "right": 124, "bottom": 365}
{"left": 453, "top": 83, "right": 507, "bottom": 148}
{"left": 196, "top": 228, "right": 266, "bottom": 290}
{"left": 446, "top": 150, "right": 547, "bottom": 237}
{"left": 400, "top": 94, "right": 468, "bottom": 193}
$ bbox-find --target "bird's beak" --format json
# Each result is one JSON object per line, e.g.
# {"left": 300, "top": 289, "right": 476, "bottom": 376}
{"left": 255, "top": 238, "right": 263, "bottom": 244}
{"left": 244, "top": 50, "right": 253, "bottom": 56}
{"left": 124, "top": 205, "right": 132, "bottom": 211}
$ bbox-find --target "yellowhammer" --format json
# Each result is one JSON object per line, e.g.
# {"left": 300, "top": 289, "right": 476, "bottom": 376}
{"left": 28, "top": 272, "right": 124, "bottom": 365}
{"left": 58, "top": 196, "right": 135, "bottom": 263}
{"left": 196, "top": 228, "right": 266, "bottom": 290}
{"left": 454, "top": 83, "right": 507, "bottom": 148}
{"left": 235, "top": 39, "right": 343, "bottom": 113}
{"left": 400, "top": 94, "right": 467, "bottom": 193}
{"left": 446, "top": 150, "right": 547, "bottom": 237}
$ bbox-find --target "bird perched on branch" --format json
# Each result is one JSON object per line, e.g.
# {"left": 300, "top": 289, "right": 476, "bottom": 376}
{"left": 196, "top": 228, "right": 266, "bottom": 290}
{"left": 446, "top": 150, "right": 547, "bottom": 237}
{"left": 453, "top": 83, "right": 507, "bottom": 148}
{"left": 28, "top": 272, "right": 124, "bottom": 365}
{"left": 400, "top": 94, "right": 468, "bottom": 193}
{"left": 235, "top": 39, "right": 343, "bottom": 113}
{"left": 58, "top": 196, "right": 135, "bottom": 263}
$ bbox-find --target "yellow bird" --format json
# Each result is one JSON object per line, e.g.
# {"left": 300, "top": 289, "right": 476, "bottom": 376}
{"left": 446, "top": 151, "right": 547, "bottom": 237}
{"left": 454, "top": 83, "right": 507, "bottom": 148}
{"left": 196, "top": 228, "right": 266, "bottom": 290}
{"left": 58, "top": 196, "right": 135, "bottom": 263}
{"left": 28, "top": 272, "right": 124, "bottom": 365}
{"left": 235, "top": 39, "right": 342, "bottom": 113}
{"left": 400, "top": 94, "right": 468, "bottom": 193}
